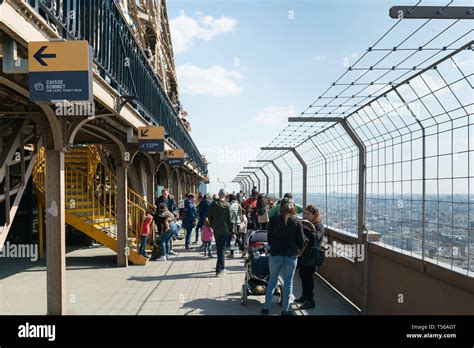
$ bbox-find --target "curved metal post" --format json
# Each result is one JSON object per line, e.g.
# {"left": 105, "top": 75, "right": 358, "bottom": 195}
{"left": 288, "top": 116, "right": 367, "bottom": 313}
{"left": 252, "top": 160, "right": 283, "bottom": 198}
{"left": 244, "top": 166, "right": 270, "bottom": 195}
{"left": 261, "top": 147, "right": 307, "bottom": 207}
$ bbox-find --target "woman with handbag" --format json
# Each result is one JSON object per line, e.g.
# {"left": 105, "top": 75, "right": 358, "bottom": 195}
{"left": 256, "top": 194, "right": 269, "bottom": 230}
{"left": 296, "top": 205, "right": 325, "bottom": 310}
{"left": 261, "top": 198, "right": 304, "bottom": 316}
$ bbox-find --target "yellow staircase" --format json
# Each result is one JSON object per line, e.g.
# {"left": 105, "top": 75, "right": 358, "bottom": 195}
{"left": 33, "top": 146, "right": 155, "bottom": 265}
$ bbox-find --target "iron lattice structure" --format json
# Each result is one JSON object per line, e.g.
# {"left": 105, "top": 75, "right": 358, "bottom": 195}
{"left": 234, "top": 3, "right": 473, "bottom": 276}
{"left": 27, "top": 0, "right": 207, "bottom": 173}
{"left": 119, "top": 0, "right": 179, "bottom": 104}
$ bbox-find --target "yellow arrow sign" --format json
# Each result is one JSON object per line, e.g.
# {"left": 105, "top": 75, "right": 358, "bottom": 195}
{"left": 138, "top": 126, "right": 165, "bottom": 140}
{"left": 29, "top": 41, "right": 90, "bottom": 72}
{"left": 164, "top": 149, "right": 185, "bottom": 158}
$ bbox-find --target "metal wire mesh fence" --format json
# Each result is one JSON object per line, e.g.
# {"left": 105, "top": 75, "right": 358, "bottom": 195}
{"left": 264, "top": 164, "right": 278, "bottom": 197}
{"left": 234, "top": 7, "right": 473, "bottom": 276}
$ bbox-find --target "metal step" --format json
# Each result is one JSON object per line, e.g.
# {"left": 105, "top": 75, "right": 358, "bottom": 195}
{"left": 0, "top": 185, "right": 20, "bottom": 201}
{"left": 0, "top": 135, "right": 43, "bottom": 248}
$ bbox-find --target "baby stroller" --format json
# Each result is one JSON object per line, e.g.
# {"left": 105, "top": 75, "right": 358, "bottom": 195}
{"left": 240, "top": 230, "right": 283, "bottom": 306}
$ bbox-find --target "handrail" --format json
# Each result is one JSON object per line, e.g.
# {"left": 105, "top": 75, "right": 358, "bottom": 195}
{"left": 27, "top": 0, "right": 207, "bottom": 173}
{"left": 33, "top": 146, "right": 156, "bottom": 250}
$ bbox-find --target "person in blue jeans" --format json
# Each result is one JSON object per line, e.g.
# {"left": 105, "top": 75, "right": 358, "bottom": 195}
{"left": 183, "top": 193, "right": 198, "bottom": 249}
{"left": 160, "top": 228, "right": 174, "bottom": 259}
{"left": 154, "top": 203, "right": 176, "bottom": 261}
{"left": 261, "top": 198, "right": 304, "bottom": 315}
{"left": 171, "top": 221, "right": 181, "bottom": 240}
{"left": 168, "top": 214, "right": 181, "bottom": 256}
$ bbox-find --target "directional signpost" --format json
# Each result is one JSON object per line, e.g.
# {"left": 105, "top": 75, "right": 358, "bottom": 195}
{"left": 28, "top": 40, "right": 92, "bottom": 102}
{"left": 138, "top": 126, "right": 165, "bottom": 153}
{"left": 164, "top": 149, "right": 185, "bottom": 167}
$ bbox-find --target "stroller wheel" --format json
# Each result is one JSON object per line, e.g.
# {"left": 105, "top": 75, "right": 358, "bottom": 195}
{"left": 241, "top": 284, "right": 248, "bottom": 306}
{"left": 278, "top": 284, "right": 284, "bottom": 306}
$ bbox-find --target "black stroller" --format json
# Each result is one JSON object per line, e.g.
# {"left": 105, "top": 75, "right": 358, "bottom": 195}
{"left": 240, "top": 230, "right": 283, "bottom": 306}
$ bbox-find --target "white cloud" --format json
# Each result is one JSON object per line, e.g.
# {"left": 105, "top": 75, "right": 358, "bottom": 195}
{"left": 177, "top": 64, "right": 244, "bottom": 97}
{"left": 397, "top": 73, "right": 452, "bottom": 97}
{"left": 254, "top": 105, "right": 295, "bottom": 127}
{"left": 170, "top": 12, "right": 237, "bottom": 54}
{"left": 452, "top": 57, "right": 474, "bottom": 69}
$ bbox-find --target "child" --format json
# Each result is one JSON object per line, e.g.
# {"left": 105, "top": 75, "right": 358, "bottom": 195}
{"left": 139, "top": 211, "right": 154, "bottom": 258}
{"left": 201, "top": 218, "right": 214, "bottom": 258}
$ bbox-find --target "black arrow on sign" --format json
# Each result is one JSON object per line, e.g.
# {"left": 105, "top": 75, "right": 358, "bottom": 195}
{"left": 33, "top": 46, "right": 57, "bottom": 67}
{"left": 140, "top": 129, "right": 149, "bottom": 137}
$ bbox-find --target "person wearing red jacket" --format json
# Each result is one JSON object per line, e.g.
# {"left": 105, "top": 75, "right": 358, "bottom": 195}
{"left": 243, "top": 190, "right": 258, "bottom": 230}
{"left": 139, "top": 211, "right": 154, "bottom": 258}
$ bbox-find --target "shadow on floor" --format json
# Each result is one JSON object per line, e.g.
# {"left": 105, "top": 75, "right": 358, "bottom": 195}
{"left": 181, "top": 295, "right": 256, "bottom": 315}
{"left": 0, "top": 245, "right": 118, "bottom": 279}
{"left": 221, "top": 265, "right": 245, "bottom": 272}
{"left": 64, "top": 245, "right": 118, "bottom": 270}
{"left": 65, "top": 254, "right": 117, "bottom": 270}
{"left": 163, "top": 255, "right": 211, "bottom": 262}
{"left": 128, "top": 270, "right": 215, "bottom": 282}
{"left": 180, "top": 291, "right": 285, "bottom": 316}
{"left": 0, "top": 257, "right": 46, "bottom": 280}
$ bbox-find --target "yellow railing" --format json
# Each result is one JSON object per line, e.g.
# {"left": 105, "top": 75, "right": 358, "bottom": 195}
{"left": 85, "top": 157, "right": 117, "bottom": 236}
{"left": 86, "top": 145, "right": 101, "bottom": 185}
{"left": 33, "top": 146, "right": 155, "bottom": 251}
{"left": 128, "top": 189, "right": 156, "bottom": 244}
{"left": 33, "top": 147, "right": 46, "bottom": 194}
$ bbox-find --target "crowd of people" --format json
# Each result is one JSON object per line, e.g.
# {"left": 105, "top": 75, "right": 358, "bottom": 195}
{"left": 139, "top": 186, "right": 324, "bottom": 315}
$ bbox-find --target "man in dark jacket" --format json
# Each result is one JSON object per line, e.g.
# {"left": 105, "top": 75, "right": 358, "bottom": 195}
{"left": 208, "top": 189, "right": 232, "bottom": 276}
{"left": 195, "top": 194, "right": 211, "bottom": 244}
{"left": 183, "top": 193, "right": 198, "bottom": 249}
{"left": 155, "top": 188, "right": 177, "bottom": 217}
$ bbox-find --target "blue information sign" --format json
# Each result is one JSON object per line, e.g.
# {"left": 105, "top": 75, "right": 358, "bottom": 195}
{"left": 168, "top": 158, "right": 184, "bottom": 167}
{"left": 29, "top": 71, "right": 91, "bottom": 101}
{"left": 138, "top": 139, "right": 165, "bottom": 153}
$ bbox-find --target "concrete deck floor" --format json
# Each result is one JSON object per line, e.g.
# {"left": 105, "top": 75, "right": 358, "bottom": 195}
{"left": 0, "top": 239, "right": 359, "bottom": 315}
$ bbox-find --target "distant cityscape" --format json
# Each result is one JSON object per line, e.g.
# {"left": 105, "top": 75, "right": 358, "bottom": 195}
{"left": 283, "top": 192, "right": 473, "bottom": 274}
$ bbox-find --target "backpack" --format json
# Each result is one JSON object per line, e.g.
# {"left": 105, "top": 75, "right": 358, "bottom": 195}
{"left": 301, "top": 246, "right": 325, "bottom": 268}
{"left": 178, "top": 207, "right": 186, "bottom": 220}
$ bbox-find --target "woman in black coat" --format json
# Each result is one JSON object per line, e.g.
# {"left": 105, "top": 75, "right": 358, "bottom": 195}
{"left": 296, "top": 205, "right": 324, "bottom": 310}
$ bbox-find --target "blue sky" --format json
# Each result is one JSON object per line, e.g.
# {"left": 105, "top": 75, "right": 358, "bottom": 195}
{"left": 166, "top": 0, "right": 473, "bottom": 194}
